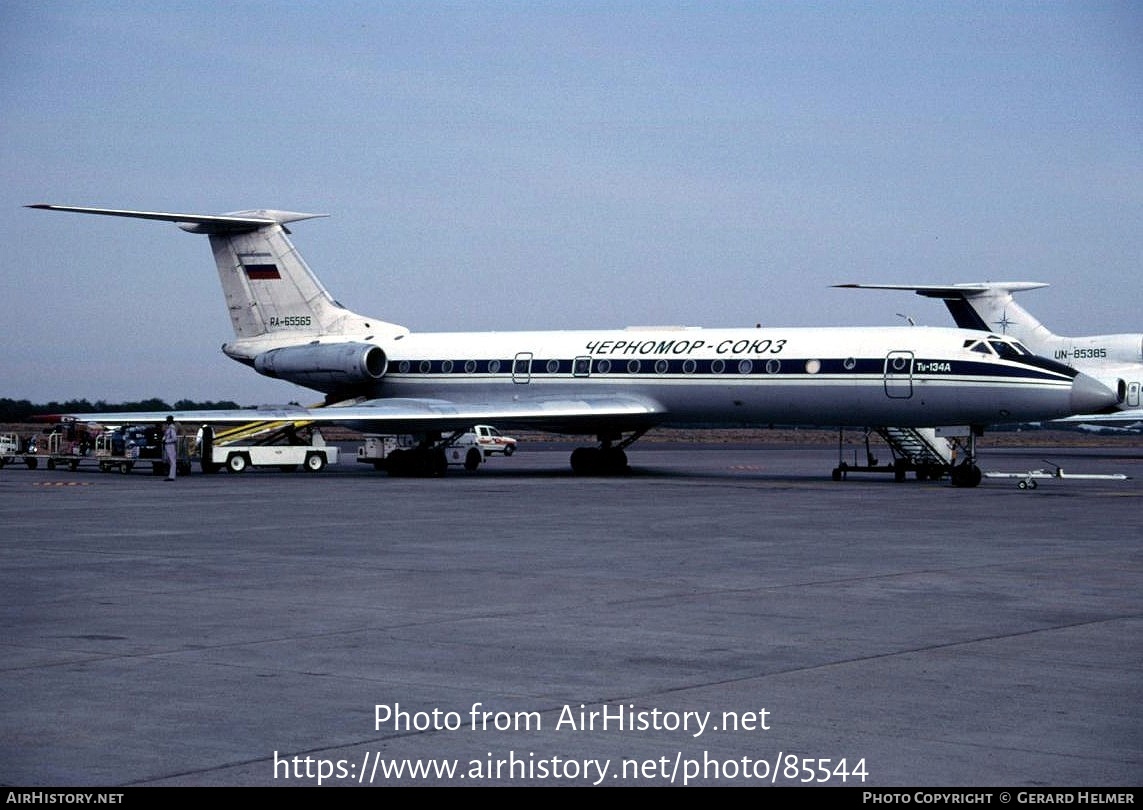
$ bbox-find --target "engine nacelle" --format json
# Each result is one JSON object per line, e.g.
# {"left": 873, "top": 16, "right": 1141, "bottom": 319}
{"left": 254, "top": 342, "right": 386, "bottom": 390}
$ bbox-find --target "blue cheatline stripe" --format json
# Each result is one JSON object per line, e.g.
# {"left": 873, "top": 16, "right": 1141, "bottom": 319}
{"left": 387, "top": 357, "right": 1070, "bottom": 382}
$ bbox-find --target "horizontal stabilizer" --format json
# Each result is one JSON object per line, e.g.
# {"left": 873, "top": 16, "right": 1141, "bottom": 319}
{"left": 26, "top": 204, "right": 326, "bottom": 234}
{"left": 835, "top": 282, "right": 1048, "bottom": 299}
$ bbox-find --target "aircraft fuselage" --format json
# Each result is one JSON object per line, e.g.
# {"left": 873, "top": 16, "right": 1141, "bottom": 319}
{"left": 231, "top": 324, "right": 1100, "bottom": 432}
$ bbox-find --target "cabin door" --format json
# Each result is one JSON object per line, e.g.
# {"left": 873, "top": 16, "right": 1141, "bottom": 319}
{"left": 512, "top": 352, "right": 533, "bottom": 384}
{"left": 883, "top": 351, "right": 914, "bottom": 399}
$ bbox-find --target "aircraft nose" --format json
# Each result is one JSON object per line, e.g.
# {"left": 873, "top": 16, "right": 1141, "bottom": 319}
{"left": 1070, "top": 373, "right": 1118, "bottom": 415}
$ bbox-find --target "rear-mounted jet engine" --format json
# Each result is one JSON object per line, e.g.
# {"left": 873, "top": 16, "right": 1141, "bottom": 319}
{"left": 254, "top": 342, "right": 386, "bottom": 389}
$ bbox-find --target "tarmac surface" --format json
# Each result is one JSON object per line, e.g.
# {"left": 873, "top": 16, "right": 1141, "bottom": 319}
{"left": 2, "top": 440, "right": 1140, "bottom": 786}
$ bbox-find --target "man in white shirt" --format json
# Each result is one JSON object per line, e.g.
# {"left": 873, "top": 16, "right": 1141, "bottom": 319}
{"left": 163, "top": 416, "right": 178, "bottom": 481}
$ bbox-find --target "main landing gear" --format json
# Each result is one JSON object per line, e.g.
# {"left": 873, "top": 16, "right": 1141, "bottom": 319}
{"left": 386, "top": 445, "right": 449, "bottom": 477}
{"left": 385, "top": 431, "right": 456, "bottom": 477}
{"left": 569, "top": 430, "right": 647, "bottom": 475}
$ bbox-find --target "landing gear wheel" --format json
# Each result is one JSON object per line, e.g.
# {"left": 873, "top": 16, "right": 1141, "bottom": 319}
{"left": 570, "top": 447, "right": 600, "bottom": 475}
{"left": 386, "top": 448, "right": 446, "bottom": 477}
{"left": 386, "top": 449, "right": 409, "bottom": 476}
{"left": 951, "top": 463, "right": 982, "bottom": 488}
{"left": 604, "top": 448, "right": 628, "bottom": 473}
{"left": 570, "top": 446, "right": 628, "bottom": 475}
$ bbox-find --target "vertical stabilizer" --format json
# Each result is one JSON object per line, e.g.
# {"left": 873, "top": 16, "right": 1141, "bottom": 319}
{"left": 927, "top": 284, "right": 1056, "bottom": 349}
{"left": 204, "top": 212, "right": 370, "bottom": 340}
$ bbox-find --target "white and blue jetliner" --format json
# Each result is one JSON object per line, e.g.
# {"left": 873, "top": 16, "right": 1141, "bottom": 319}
{"left": 29, "top": 205, "right": 1118, "bottom": 483}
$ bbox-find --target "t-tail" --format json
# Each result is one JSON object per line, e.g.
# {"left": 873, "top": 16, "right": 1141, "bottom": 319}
{"left": 836, "top": 282, "right": 1057, "bottom": 348}
{"left": 27, "top": 205, "right": 408, "bottom": 393}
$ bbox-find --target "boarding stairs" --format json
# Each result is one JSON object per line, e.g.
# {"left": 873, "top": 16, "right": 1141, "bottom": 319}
{"left": 833, "top": 426, "right": 956, "bottom": 482}
{"left": 875, "top": 427, "right": 955, "bottom": 469}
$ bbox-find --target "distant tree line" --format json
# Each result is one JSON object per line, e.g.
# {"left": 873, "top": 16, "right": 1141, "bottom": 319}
{"left": 0, "top": 398, "right": 243, "bottom": 422}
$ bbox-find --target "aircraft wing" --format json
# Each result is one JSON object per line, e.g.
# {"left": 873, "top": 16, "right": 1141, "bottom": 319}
{"left": 45, "top": 394, "right": 668, "bottom": 435}
{"left": 1051, "top": 410, "right": 1143, "bottom": 431}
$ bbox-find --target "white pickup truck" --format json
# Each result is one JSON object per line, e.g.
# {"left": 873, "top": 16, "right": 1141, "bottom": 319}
{"left": 468, "top": 425, "right": 517, "bottom": 457}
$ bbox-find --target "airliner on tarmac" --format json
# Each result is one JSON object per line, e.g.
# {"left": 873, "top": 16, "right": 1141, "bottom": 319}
{"left": 29, "top": 206, "right": 1117, "bottom": 483}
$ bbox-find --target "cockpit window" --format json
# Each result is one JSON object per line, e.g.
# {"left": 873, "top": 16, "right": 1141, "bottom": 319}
{"left": 965, "top": 339, "right": 993, "bottom": 356}
{"left": 988, "top": 338, "right": 1028, "bottom": 360}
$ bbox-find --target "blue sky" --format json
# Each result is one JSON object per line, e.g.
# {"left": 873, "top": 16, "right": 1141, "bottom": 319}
{"left": 2, "top": 1, "right": 1139, "bottom": 404}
